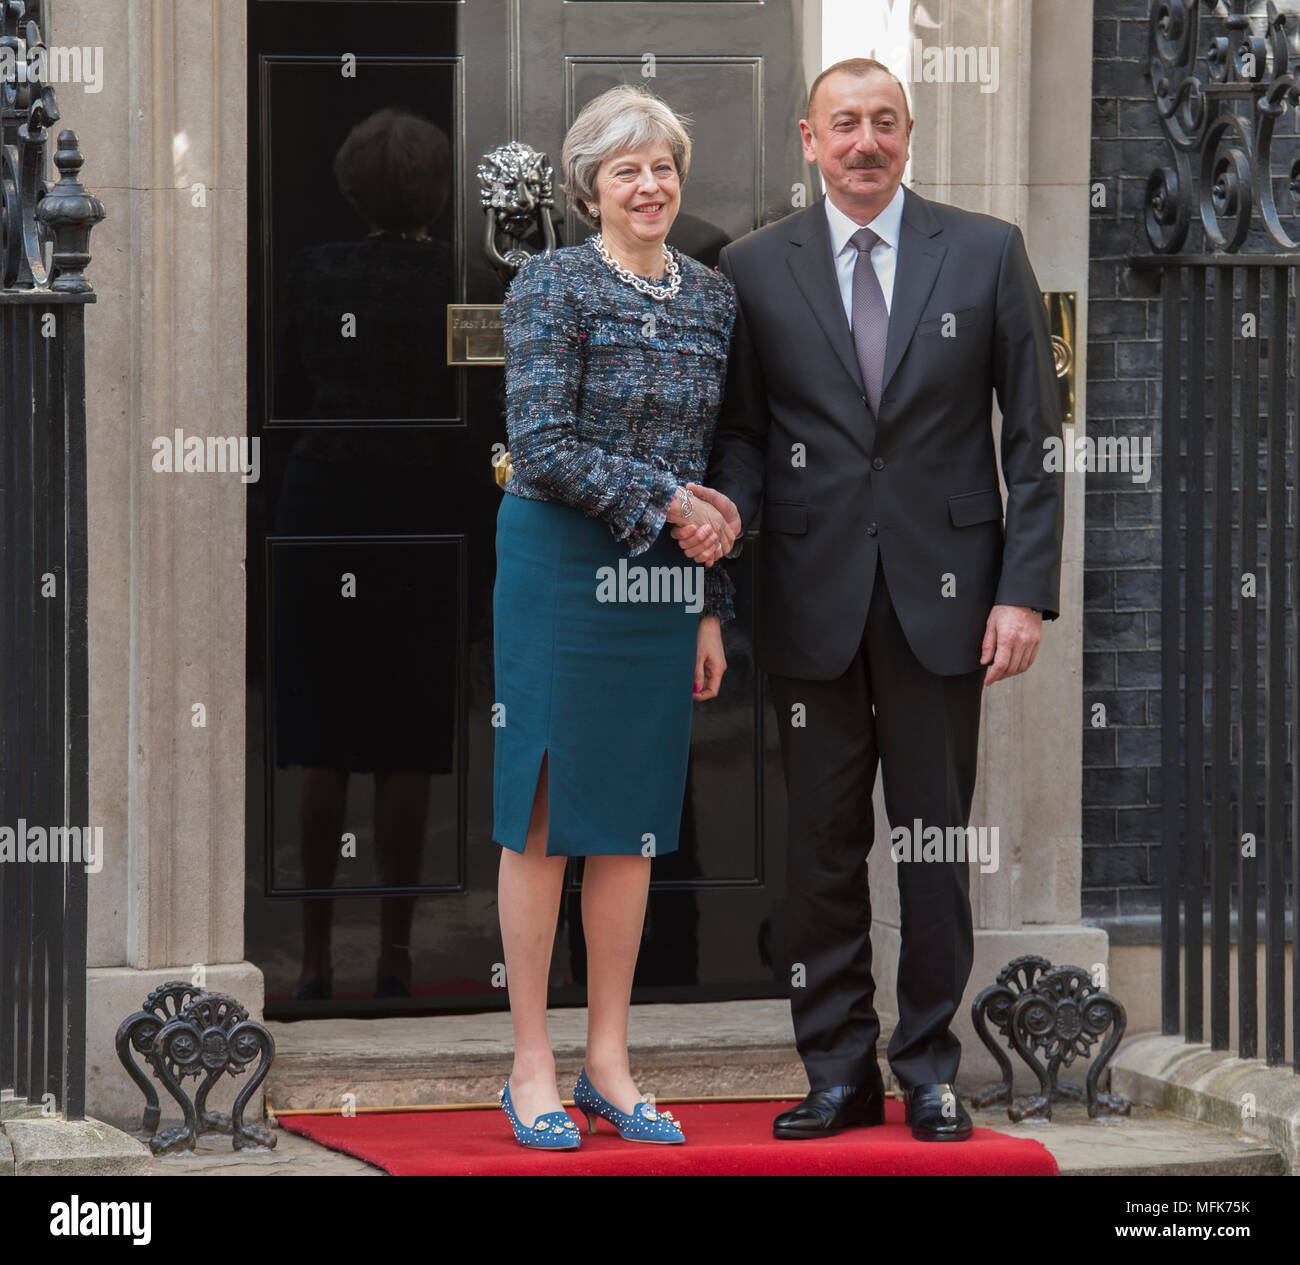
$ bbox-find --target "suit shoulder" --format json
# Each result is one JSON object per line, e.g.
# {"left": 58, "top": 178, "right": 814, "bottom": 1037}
{"left": 720, "top": 205, "right": 814, "bottom": 263}
{"left": 921, "top": 196, "right": 1020, "bottom": 246}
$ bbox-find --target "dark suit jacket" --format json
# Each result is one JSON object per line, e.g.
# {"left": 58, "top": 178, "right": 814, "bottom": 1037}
{"left": 707, "top": 185, "right": 1064, "bottom": 679}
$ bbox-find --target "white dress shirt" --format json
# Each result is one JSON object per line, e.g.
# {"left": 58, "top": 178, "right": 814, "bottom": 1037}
{"left": 824, "top": 183, "right": 906, "bottom": 323}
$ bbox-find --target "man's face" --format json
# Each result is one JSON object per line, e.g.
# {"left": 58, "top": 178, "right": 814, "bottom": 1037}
{"left": 799, "top": 70, "right": 912, "bottom": 209}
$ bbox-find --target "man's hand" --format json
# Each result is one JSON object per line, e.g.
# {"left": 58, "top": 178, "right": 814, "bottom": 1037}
{"left": 672, "top": 483, "right": 742, "bottom": 562}
{"left": 671, "top": 499, "right": 731, "bottom": 564}
{"left": 980, "top": 605, "right": 1042, "bottom": 685}
{"left": 686, "top": 483, "right": 742, "bottom": 543}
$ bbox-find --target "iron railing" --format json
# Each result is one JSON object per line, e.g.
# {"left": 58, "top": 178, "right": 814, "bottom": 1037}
{"left": 1135, "top": 0, "right": 1298, "bottom": 1071}
{"left": 0, "top": 0, "right": 103, "bottom": 1120}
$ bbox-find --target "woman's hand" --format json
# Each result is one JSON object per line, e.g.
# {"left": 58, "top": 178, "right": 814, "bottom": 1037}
{"left": 670, "top": 499, "right": 733, "bottom": 565}
{"left": 694, "top": 617, "right": 726, "bottom": 700}
{"left": 685, "top": 484, "right": 742, "bottom": 550}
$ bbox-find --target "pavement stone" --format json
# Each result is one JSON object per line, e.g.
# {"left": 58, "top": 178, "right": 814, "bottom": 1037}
{"left": 5, "top": 1116, "right": 152, "bottom": 1176}
{"left": 1113, "top": 1033, "right": 1300, "bottom": 1174}
{"left": 148, "top": 1123, "right": 382, "bottom": 1176}
{"left": 968, "top": 1103, "right": 1285, "bottom": 1176}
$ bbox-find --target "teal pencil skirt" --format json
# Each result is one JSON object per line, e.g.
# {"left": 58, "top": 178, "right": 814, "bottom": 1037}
{"left": 492, "top": 491, "right": 701, "bottom": 857}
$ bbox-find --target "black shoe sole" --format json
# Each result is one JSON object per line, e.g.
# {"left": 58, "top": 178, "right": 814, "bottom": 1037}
{"left": 772, "top": 1101, "right": 886, "bottom": 1140}
{"left": 909, "top": 1125, "right": 973, "bottom": 1142}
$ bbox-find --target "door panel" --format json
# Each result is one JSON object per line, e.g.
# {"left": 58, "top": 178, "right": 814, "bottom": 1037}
{"left": 247, "top": 0, "right": 809, "bottom": 1015}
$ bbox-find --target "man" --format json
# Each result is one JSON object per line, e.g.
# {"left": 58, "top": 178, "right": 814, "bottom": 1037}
{"left": 684, "top": 58, "right": 1063, "bottom": 1141}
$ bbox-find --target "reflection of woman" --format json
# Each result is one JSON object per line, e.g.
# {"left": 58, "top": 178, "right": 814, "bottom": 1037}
{"left": 276, "top": 107, "right": 455, "bottom": 424}
{"left": 492, "top": 85, "right": 742, "bottom": 1149}
{"left": 272, "top": 107, "right": 456, "bottom": 1002}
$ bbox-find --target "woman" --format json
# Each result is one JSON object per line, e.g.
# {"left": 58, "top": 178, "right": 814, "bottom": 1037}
{"left": 493, "top": 83, "right": 741, "bottom": 1148}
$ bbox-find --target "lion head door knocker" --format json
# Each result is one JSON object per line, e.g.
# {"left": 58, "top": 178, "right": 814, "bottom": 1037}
{"left": 478, "top": 139, "right": 557, "bottom": 276}
{"left": 449, "top": 141, "right": 559, "bottom": 488}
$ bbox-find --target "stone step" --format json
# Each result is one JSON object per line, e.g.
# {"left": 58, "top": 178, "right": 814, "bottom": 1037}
{"left": 266, "top": 1000, "right": 806, "bottom": 1110}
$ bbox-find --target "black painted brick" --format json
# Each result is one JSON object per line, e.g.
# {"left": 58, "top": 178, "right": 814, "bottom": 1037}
{"left": 1084, "top": 766, "right": 1150, "bottom": 806}
{"left": 1086, "top": 609, "right": 1146, "bottom": 647}
{"left": 1117, "top": 340, "right": 1161, "bottom": 377}
{"left": 1116, "top": 19, "right": 1152, "bottom": 60}
{"left": 1116, "top": 650, "right": 1161, "bottom": 689}
{"left": 1092, "top": 58, "right": 1145, "bottom": 98}
{"left": 1083, "top": 806, "right": 1116, "bottom": 846}
{"left": 1116, "top": 726, "right": 1161, "bottom": 766}
{"left": 1085, "top": 728, "right": 1116, "bottom": 767}
{"left": 1092, "top": 691, "right": 1147, "bottom": 727}
{"left": 1088, "top": 299, "right": 1147, "bottom": 336}
{"left": 1114, "top": 568, "right": 1160, "bottom": 610}
{"left": 1085, "top": 569, "right": 1115, "bottom": 605}
{"left": 1088, "top": 528, "right": 1160, "bottom": 566}
{"left": 1085, "top": 843, "right": 1151, "bottom": 886}
{"left": 1117, "top": 805, "right": 1161, "bottom": 842}
{"left": 1085, "top": 652, "right": 1116, "bottom": 691}
{"left": 1115, "top": 491, "right": 1158, "bottom": 527}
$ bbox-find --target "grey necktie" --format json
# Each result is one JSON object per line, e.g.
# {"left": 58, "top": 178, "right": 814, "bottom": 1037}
{"left": 850, "top": 225, "right": 888, "bottom": 415}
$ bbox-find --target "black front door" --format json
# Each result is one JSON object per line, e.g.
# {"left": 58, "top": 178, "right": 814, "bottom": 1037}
{"left": 246, "top": 0, "right": 810, "bottom": 1016}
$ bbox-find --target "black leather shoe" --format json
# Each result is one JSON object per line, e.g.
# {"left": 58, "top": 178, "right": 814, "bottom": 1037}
{"left": 904, "top": 1083, "right": 973, "bottom": 1141}
{"left": 773, "top": 1083, "right": 886, "bottom": 1139}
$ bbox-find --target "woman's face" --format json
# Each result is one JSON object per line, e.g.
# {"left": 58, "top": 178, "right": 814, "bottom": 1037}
{"left": 590, "top": 142, "right": 681, "bottom": 252}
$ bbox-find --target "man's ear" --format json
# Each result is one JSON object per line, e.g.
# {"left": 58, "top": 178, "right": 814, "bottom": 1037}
{"left": 798, "top": 118, "right": 817, "bottom": 164}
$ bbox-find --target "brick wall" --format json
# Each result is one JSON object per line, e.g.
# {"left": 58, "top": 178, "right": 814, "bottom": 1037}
{"left": 1086, "top": 1, "right": 1298, "bottom": 932}
{"left": 1085, "top": 0, "right": 1171, "bottom": 929}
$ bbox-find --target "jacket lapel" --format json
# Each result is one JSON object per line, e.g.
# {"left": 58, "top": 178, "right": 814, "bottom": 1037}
{"left": 881, "top": 186, "right": 946, "bottom": 397}
{"left": 786, "top": 199, "right": 866, "bottom": 398}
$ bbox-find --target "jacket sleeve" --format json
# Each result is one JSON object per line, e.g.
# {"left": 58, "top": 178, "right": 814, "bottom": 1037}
{"left": 990, "top": 225, "right": 1065, "bottom": 620}
{"left": 702, "top": 563, "right": 735, "bottom": 622}
{"left": 502, "top": 255, "right": 678, "bottom": 557}
{"left": 705, "top": 245, "right": 771, "bottom": 558}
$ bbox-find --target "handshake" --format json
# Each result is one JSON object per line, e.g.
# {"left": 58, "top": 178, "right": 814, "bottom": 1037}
{"left": 665, "top": 482, "right": 742, "bottom": 567}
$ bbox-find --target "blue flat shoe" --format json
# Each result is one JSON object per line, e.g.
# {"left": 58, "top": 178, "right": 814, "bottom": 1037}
{"left": 573, "top": 1067, "right": 685, "bottom": 1144}
{"left": 498, "top": 1080, "right": 581, "bottom": 1149}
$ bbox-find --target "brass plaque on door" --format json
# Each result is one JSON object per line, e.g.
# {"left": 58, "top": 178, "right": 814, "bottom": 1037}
{"left": 447, "top": 304, "right": 505, "bottom": 365}
{"left": 1042, "top": 291, "right": 1076, "bottom": 428}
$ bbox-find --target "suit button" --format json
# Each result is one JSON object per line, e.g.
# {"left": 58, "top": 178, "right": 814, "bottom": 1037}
{"left": 867, "top": 523, "right": 878, "bottom": 536}
{"left": 872, "top": 457, "right": 885, "bottom": 470}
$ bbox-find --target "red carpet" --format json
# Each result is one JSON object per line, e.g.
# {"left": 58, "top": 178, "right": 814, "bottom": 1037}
{"left": 279, "top": 1097, "right": 1057, "bottom": 1175}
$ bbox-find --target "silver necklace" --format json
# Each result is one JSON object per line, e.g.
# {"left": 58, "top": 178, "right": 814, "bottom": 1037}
{"left": 592, "top": 234, "right": 681, "bottom": 301}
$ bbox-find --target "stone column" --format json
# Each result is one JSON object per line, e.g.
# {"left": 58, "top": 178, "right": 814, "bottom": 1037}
{"left": 62, "top": 0, "right": 259, "bottom": 1126}
{"left": 864, "top": 0, "right": 1106, "bottom": 1091}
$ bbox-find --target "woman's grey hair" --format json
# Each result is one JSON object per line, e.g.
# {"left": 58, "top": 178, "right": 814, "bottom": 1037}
{"left": 561, "top": 84, "right": 692, "bottom": 229}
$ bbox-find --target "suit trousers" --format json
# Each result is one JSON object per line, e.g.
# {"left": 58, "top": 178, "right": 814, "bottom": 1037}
{"left": 768, "top": 555, "right": 985, "bottom": 1092}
